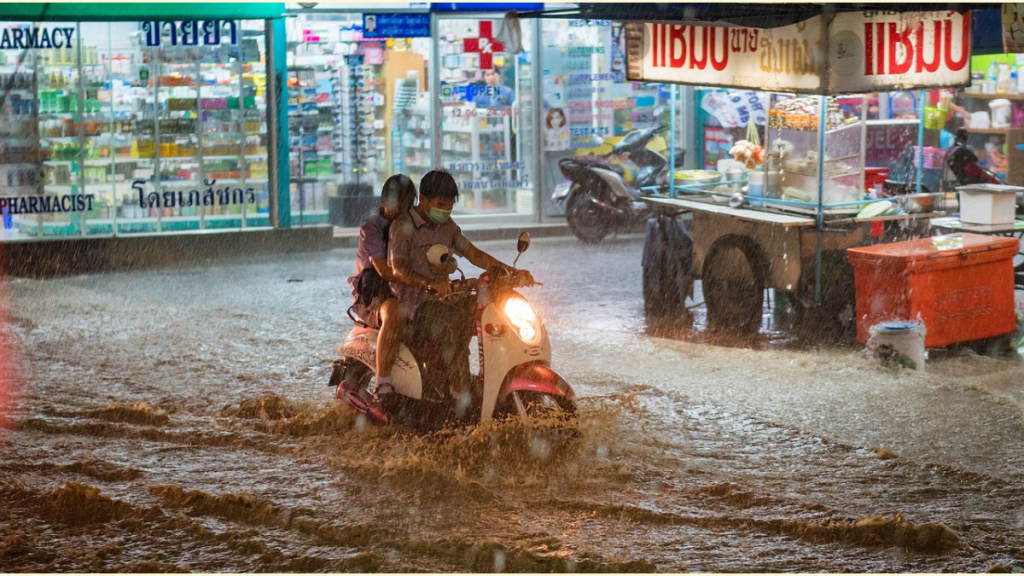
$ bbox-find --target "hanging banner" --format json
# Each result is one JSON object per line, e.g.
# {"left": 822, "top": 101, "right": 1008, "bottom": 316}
{"left": 827, "top": 11, "right": 972, "bottom": 93}
{"left": 1003, "top": 3, "right": 1024, "bottom": 53}
{"left": 626, "top": 10, "right": 972, "bottom": 95}
{"left": 700, "top": 90, "right": 767, "bottom": 128}
{"left": 625, "top": 17, "right": 825, "bottom": 93}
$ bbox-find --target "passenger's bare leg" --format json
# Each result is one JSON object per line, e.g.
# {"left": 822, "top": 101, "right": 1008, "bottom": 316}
{"left": 376, "top": 298, "right": 401, "bottom": 380}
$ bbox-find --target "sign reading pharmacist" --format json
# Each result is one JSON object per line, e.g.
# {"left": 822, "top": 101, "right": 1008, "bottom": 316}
{"left": 625, "top": 11, "right": 971, "bottom": 94}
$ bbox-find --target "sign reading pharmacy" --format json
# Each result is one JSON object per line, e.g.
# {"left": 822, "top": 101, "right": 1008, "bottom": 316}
{"left": 626, "top": 11, "right": 971, "bottom": 94}
{"left": 0, "top": 26, "right": 75, "bottom": 50}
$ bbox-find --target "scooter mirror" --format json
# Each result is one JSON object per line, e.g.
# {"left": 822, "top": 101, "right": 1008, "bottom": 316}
{"left": 517, "top": 232, "right": 531, "bottom": 254}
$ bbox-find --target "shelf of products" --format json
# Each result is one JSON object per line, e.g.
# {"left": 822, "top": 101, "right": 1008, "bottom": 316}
{"left": 1, "top": 22, "right": 270, "bottom": 238}
{"left": 287, "top": 63, "right": 340, "bottom": 224}
{"left": 0, "top": 70, "right": 42, "bottom": 205}
{"left": 286, "top": 17, "right": 406, "bottom": 225}
{"left": 396, "top": 90, "right": 432, "bottom": 184}
{"left": 336, "top": 54, "right": 384, "bottom": 184}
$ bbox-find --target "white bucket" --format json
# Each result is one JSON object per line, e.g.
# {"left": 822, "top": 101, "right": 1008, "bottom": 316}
{"left": 871, "top": 321, "right": 927, "bottom": 371}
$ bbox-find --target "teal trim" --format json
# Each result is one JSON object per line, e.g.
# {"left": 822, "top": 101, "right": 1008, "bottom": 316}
{"left": 0, "top": 3, "right": 285, "bottom": 22}
{"left": 916, "top": 90, "right": 925, "bottom": 195}
{"left": 669, "top": 84, "right": 676, "bottom": 199}
{"left": 13, "top": 216, "right": 272, "bottom": 236}
{"left": 273, "top": 17, "right": 290, "bottom": 228}
{"left": 694, "top": 89, "right": 707, "bottom": 169}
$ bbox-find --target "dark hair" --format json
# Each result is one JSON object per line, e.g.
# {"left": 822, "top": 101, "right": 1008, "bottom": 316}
{"left": 381, "top": 174, "right": 417, "bottom": 206}
{"left": 419, "top": 169, "right": 459, "bottom": 200}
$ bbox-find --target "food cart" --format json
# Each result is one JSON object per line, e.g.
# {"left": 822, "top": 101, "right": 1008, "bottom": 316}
{"left": 624, "top": 10, "right": 975, "bottom": 336}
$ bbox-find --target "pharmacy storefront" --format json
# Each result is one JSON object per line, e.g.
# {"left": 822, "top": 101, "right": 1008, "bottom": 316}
{"left": 0, "top": 3, "right": 285, "bottom": 242}
{"left": 0, "top": 2, "right": 696, "bottom": 242}
{"left": 284, "top": 3, "right": 690, "bottom": 226}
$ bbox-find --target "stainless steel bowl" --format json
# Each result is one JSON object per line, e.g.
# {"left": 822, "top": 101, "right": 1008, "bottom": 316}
{"left": 896, "top": 193, "right": 941, "bottom": 213}
{"left": 674, "top": 170, "right": 723, "bottom": 186}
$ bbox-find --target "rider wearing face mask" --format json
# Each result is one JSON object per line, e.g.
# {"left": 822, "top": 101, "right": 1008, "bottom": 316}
{"left": 387, "top": 169, "right": 531, "bottom": 406}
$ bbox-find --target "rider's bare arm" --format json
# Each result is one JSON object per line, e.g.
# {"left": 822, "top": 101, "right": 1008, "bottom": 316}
{"left": 391, "top": 256, "right": 434, "bottom": 290}
{"left": 371, "top": 257, "right": 398, "bottom": 283}
{"left": 459, "top": 239, "right": 512, "bottom": 273}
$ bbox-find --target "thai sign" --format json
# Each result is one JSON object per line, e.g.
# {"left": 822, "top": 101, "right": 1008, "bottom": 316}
{"left": 140, "top": 21, "right": 238, "bottom": 47}
{"left": 625, "top": 17, "right": 824, "bottom": 92}
{"left": 132, "top": 180, "right": 256, "bottom": 209}
{"left": 827, "top": 11, "right": 971, "bottom": 93}
{"left": 625, "top": 11, "right": 971, "bottom": 94}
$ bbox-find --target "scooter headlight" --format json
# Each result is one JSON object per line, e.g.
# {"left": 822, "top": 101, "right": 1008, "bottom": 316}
{"left": 503, "top": 296, "right": 541, "bottom": 345}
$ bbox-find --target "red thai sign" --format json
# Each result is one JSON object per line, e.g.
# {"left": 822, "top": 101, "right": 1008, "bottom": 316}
{"left": 625, "top": 11, "right": 972, "bottom": 94}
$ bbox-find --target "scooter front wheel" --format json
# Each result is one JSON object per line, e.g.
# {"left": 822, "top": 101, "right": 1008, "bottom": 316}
{"left": 565, "top": 185, "right": 613, "bottom": 244}
{"left": 507, "top": 391, "right": 577, "bottom": 423}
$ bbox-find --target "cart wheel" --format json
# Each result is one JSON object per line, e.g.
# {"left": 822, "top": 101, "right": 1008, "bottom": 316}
{"left": 702, "top": 235, "right": 767, "bottom": 336}
{"left": 642, "top": 216, "right": 693, "bottom": 322}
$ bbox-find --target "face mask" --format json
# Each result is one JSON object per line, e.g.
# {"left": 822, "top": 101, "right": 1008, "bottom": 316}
{"left": 427, "top": 206, "right": 451, "bottom": 224}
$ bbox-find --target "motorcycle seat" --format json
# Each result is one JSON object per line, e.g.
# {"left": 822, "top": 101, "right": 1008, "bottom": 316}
{"left": 577, "top": 159, "right": 625, "bottom": 175}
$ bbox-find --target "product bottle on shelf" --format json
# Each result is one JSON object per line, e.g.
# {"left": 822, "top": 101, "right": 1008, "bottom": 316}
{"left": 997, "top": 64, "right": 1012, "bottom": 94}
{"left": 985, "top": 60, "right": 1000, "bottom": 94}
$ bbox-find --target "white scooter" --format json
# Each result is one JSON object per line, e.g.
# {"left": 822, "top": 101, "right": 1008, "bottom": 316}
{"left": 329, "top": 232, "right": 577, "bottom": 430}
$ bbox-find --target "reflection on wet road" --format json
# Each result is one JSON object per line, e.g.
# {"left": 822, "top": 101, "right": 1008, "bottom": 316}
{"left": 1, "top": 235, "right": 1022, "bottom": 572}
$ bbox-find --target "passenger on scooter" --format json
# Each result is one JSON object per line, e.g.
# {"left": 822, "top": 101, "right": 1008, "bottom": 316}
{"left": 387, "top": 169, "right": 533, "bottom": 410}
{"left": 348, "top": 174, "right": 450, "bottom": 401}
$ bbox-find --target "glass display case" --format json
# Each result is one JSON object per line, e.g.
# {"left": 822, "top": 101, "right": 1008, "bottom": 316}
{"left": 766, "top": 95, "right": 866, "bottom": 214}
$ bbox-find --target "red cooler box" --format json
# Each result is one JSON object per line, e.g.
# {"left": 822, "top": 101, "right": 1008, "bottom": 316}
{"left": 846, "top": 233, "right": 1019, "bottom": 348}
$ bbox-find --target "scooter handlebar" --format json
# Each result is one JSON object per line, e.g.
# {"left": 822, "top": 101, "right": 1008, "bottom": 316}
{"left": 433, "top": 269, "right": 541, "bottom": 300}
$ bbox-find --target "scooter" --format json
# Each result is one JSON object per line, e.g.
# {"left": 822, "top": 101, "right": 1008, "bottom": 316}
{"left": 329, "top": 232, "right": 577, "bottom": 430}
{"left": 944, "top": 128, "right": 1024, "bottom": 215}
{"left": 943, "top": 128, "right": 1024, "bottom": 288}
{"left": 552, "top": 125, "right": 686, "bottom": 244}
{"left": 943, "top": 128, "right": 1004, "bottom": 188}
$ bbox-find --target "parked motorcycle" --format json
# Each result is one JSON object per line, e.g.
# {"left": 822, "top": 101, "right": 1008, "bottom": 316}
{"left": 944, "top": 128, "right": 1004, "bottom": 189}
{"left": 944, "top": 128, "right": 1024, "bottom": 216}
{"left": 329, "top": 233, "right": 577, "bottom": 430}
{"left": 943, "top": 128, "right": 1024, "bottom": 289}
{"left": 552, "top": 125, "right": 686, "bottom": 244}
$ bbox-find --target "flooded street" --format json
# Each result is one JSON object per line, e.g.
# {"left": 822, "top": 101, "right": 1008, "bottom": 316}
{"left": 2, "top": 235, "right": 1024, "bottom": 572}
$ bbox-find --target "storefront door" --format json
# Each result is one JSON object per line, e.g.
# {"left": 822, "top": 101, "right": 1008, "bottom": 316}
{"left": 434, "top": 14, "right": 534, "bottom": 221}
{"left": 285, "top": 11, "right": 432, "bottom": 226}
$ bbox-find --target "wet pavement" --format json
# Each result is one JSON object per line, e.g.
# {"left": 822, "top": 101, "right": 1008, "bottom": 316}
{"left": 1, "top": 234, "right": 1023, "bottom": 572}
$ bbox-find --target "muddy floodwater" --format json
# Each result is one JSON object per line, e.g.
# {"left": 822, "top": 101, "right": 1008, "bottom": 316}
{"left": 2, "top": 235, "right": 1023, "bottom": 572}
